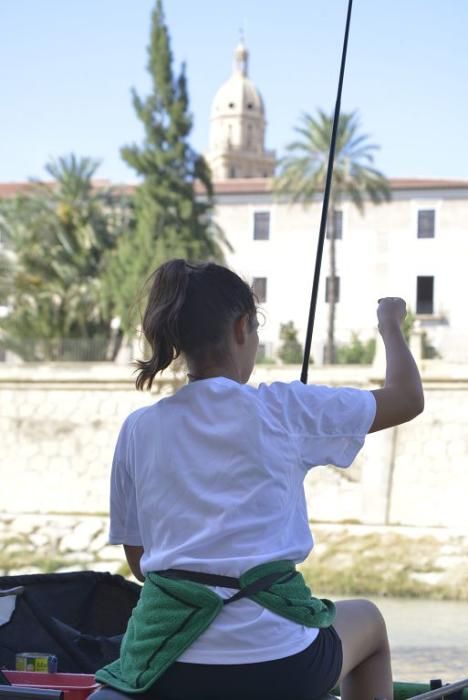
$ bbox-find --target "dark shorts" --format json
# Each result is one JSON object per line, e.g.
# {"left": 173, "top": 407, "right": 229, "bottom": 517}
{"left": 92, "top": 626, "right": 342, "bottom": 700}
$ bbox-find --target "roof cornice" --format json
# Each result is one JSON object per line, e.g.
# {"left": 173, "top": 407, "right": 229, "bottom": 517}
{"left": 2, "top": 177, "right": 468, "bottom": 200}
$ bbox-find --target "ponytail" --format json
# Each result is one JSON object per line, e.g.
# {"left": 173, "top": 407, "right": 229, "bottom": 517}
{"left": 135, "top": 259, "right": 190, "bottom": 391}
{"left": 135, "top": 259, "right": 257, "bottom": 390}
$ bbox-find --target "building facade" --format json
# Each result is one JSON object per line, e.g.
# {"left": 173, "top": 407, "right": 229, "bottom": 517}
{"left": 207, "top": 177, "right": 468, "bottom": 363}
{"left": 205, "top": 44, "right": 468, "bottom": 364}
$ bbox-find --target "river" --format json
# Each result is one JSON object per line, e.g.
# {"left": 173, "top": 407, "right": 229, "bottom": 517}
{"left": 367, "top": 597, "right": 468, "bottom": 683}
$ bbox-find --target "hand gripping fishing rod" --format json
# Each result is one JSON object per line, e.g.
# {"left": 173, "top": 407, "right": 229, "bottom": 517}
{"left": 300, "top": 0, "right": 354, "bottom": 384}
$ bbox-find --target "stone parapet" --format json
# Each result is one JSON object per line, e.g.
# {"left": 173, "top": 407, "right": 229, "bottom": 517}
{"left": 2, "top": 362, "right": 468, "bottom": 528}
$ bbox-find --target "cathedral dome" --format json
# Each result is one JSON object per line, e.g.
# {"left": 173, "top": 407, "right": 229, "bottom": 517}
{"left": 210, "top": 42, "right": 265, "bottom": 119}
{"left": 206, "top": 39, "right": 275, "bottom": 180}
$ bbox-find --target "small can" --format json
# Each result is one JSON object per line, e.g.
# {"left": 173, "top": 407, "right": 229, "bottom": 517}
{"left": 15, "top": 653, "right": 58, "bottom": 673}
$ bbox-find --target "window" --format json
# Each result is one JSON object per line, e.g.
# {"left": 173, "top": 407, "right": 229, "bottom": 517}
{"left": 229, "top": 166, "right": 236, "bottom": 178}
{"left": 246, "top": 124, "right": 252, "bottom": 148}
{"left": 326, "top": 210, "right": 343, "bottom": 239}
{"left": 253, "top": 212, "right": 270, "bottom": 240}
{"left": 417, "top": 209, "right": 435, "bottom": 238}
{"left": 325, "top": 276, "right": 340, "bottom": 303}
{"left": 416, "top": 276, "right": 434, "bottom": 314}
{"left": 253, "top": 277, "right": 267, "bottom": 303}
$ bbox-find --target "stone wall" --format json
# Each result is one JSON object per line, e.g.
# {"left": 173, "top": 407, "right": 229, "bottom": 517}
{"left": 0, "top": 512, "right": 120, "bottom": 576}
{"left": 1, "top": 364, "right": 183, "bottom": 514}
{"left": 305, "top": 364, "right": 468, "bottom": 530}
{"left": 1, "top": 361, "right": 468, "bottom": 531}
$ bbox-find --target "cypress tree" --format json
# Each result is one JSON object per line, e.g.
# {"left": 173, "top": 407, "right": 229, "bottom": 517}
{"left": 106, "top": 0, "right": 225, "bottom": 335}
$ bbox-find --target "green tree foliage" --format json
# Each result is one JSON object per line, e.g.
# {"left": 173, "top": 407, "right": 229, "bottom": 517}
{"left": 336, "top": 333, "right": 376, "bottom": 365}
{"left": 106, "top": 0, "right": 228, "bottom": 335}
{"left": 0, "top": 155, "right": 130, "bottom": 360}
{"left": 403, "top": 308, "right": 415, "bottom": 341}
{"left": 402, "top": 308, "right": 440, "bottom": 359}
{"left": 278, "top": 321, "right": 304, "bottom": 364}
{"left": 0, "top": 223, "right": 14, "bottom": 306}
{"left": 0, "top": 259, "right": 9, "bottom": 305}
{"left": 275, "top": 110, "right": 390, "bottom": 364}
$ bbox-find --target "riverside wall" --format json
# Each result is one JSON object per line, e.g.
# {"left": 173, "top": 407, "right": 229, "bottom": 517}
{"left": 1, "top": 360, "right": 468, "bottom": 538}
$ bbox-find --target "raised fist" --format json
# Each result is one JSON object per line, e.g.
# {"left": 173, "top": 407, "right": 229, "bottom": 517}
{"left": 377, "top": 297, "right": 407, "bottom": 330}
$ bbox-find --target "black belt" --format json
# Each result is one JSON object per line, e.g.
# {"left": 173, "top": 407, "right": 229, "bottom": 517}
{"left": 155, "top": 568, "right": 296, "bottom": 605}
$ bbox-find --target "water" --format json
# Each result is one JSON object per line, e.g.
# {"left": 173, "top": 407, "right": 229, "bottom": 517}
{"left": 369, "top": 597, "right": 468, "bottom": 683}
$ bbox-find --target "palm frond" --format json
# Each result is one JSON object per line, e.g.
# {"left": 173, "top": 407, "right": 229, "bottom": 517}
{"left": 274, "top": 108, "right": 390, "bottom": 209}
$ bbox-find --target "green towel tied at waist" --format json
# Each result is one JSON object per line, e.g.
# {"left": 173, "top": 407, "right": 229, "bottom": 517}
{"left": 95, "top": 559, "right": 336, "bottom": 694}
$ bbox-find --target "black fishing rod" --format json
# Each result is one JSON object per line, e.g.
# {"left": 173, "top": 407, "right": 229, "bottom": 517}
{"left": 300, "top": 0, "right": 354, "bottom": 384}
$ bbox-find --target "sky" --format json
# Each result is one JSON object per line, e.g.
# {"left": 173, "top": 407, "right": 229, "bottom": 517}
{"left": 1, "top": 0, "right": 467, "bottom": 184}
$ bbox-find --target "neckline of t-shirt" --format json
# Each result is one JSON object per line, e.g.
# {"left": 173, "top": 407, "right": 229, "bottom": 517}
{"left": 184, "top": 375, "right": 240, "bottom": 387}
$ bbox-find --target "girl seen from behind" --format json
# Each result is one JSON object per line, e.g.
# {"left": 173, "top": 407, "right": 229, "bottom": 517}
{"left": 94, "top": 259, "right": 424, "bottom": 700}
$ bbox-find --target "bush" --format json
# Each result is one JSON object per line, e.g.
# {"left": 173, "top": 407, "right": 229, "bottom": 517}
{"left": 403, "top": 308, "right": 441, "bottom": 359}
{"left": 336, "top": 332, "right": 376, "bottom": 364}
{"left": 278, "top": 321, "right": 303, "bottom": 364}
{"left": 421, "top": 332, "right": 440, "bottom": 359}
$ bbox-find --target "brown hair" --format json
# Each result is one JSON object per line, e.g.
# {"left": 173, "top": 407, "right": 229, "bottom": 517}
{"left": 135, "top": 259, "right": 257, "bottom": 390}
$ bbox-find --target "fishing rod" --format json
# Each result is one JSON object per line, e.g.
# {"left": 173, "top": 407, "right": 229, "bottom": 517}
{"left": 300, "top": 0, "right": 354, "bottom": 384}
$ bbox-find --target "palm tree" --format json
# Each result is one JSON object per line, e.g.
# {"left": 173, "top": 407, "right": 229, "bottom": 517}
{"left": 275, "top": 110, "right": 391, "bottom": 363}
{"left": 0, "top": 155, "right": 131, "bottom": 360}
{"left": 0, "top": 210, "right": 14, "bottom": 306}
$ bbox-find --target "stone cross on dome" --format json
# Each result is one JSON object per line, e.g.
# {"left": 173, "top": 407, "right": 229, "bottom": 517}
{"left": 234, "top": 29, "right": 249, "bottom": 76}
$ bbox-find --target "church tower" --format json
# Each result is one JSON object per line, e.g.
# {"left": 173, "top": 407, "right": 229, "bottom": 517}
{"left": 206, "top": 40, "right": 276, "bottom": 180}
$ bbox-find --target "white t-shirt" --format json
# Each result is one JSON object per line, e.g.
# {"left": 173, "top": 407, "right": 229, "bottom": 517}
{"left": 109, "top": 378, "right": 376, "bottom": 663}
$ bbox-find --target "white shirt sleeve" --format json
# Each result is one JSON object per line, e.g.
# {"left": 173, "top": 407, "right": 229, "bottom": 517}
{"left": 108, "top": 418, "right": 143, "bottom": 546}
{"left": 265, "top": 381, "right": 376, "bottom": 471}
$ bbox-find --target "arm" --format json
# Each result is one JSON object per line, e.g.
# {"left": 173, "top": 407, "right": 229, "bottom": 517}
{"left": 369, "top": 297, "right": 424, "bottom": 433}
{"left": 123, "top": 544, "right": 145, "bottom": 582}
